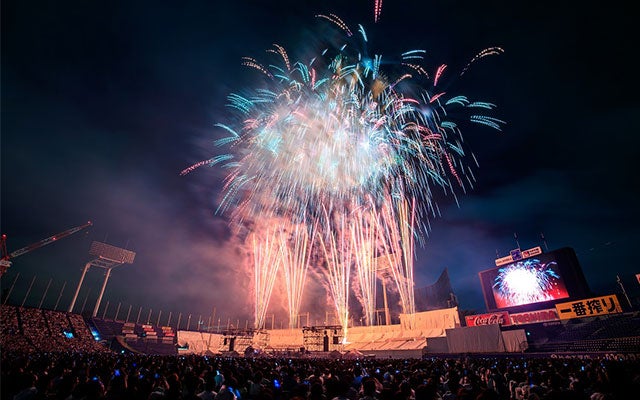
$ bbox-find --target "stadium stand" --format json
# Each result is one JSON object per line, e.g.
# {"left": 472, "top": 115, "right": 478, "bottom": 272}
{"left": 2, "top": 304, "right": 639, "bottom": 358}
{"left": 524, "top": 312, "right": 640, "bottom": 353}
{"left": 0, "top": 305, "right": 109, "bottom": 353}
{"left": 88, "top": 317, "right": 124, "bottom": 342}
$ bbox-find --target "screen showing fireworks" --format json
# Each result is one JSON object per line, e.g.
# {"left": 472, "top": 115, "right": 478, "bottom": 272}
{"left": 478, "top": 247, "right": 588, "bottom": 311}
{"left": 491, "top": 258, "right": 568, "bottom": 308}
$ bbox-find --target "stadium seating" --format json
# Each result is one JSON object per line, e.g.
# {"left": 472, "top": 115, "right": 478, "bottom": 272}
{"left": 2, "top": 303, "right": 639, "bottom": 357}
{"left": 524, "top": 312, "right": 640, "bottom": 353}
{"left": 89, "top": 318, "right": 124, "bottom": 341}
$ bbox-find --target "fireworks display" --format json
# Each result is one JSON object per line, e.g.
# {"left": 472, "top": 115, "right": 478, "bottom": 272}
{"left": 492, "top": 259, "right": 568, "bottom": 308}
{"left": 183, "top": 12, "right": 503, "bottom": 334}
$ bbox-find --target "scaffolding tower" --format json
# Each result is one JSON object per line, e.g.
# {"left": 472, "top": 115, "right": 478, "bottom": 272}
{"left": 302, "top": 325, "right": 342, "bottom": 352}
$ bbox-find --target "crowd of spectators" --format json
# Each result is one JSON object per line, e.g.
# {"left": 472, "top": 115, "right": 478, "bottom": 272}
{"left": 2, "top": 305, "right": 639, "bottom": 400}
{"left": 0, "top": 305, "right": 110, "bottom": 354}
{"left": 2, "top": 350, "right": 639, "bottom": 400}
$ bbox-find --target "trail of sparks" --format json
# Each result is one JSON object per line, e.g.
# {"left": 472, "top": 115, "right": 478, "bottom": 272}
{"left": 318, "top": 207, "right": 353, "bottom": 340}
{"left": 279, "top": 220, "right": 316, "bottom": 329}
{"left": 251, "top": 226, "right": 282, "bottom": 330}
{"left": 184, "top": 12, "right": 503, "bottom": 332}
{"left": 374, "top": 0, "right": 383, "bottom": 23}
{"left": 350, "top": 201, "right": 379, "bottom": 326}
{"left": 379, "top": 196, "right": 417, "bottom": 327}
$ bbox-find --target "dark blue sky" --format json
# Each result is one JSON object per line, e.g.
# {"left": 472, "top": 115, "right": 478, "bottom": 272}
{"left": 2, "top": 0, "right": 638, "bottom": 326}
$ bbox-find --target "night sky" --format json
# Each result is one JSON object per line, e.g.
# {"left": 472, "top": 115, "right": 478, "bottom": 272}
{"left": 2, "top": 0, "right": 638, "bottom": 327}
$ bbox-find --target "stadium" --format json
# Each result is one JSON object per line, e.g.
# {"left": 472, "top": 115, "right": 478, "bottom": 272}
{"left": 2, "top": 234, "right": 639, "bottom": 399}
{"left": 2, "top": 234, "right": 640, "bottom": 359}
{"left": 2, "top": 1, "right": 639, "bottom": 399}
{"left": 2, "top": 233, "right": 640, "bottom": 358}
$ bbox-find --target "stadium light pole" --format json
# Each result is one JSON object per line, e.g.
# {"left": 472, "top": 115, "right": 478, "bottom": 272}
{"left": 617, "top": 275, "right": 633, "bottom": 308}
{"left": 68, "top": 241, "right": 135, "bottom": 316}
{"left": 95, "top": 269, "right": 113, "bottom": 317}
{"left": 38, "top": 278, "right": 52, "bottom": 309}
{"left": 54, "top": 281, "right": 66, "bottom": 311}
{"left": 102, "top": 301, "right": 109, "bottom": 318}
{"left": 381, "top": 279, "right": 391, "bottom": 325}
{"left": 69, "top": 263, "right": 91, "bottom": 312}
{"left": 126, "top": 304, "right": 132, "bottom": 322}
{"left": 80, "top": 290, "right": 90, "bottom": 313}
{"left": 375, "top": 259, "right": 392, "bottom": 325}
{"left": 3, "top": 272, "right": 20, "bottom": 305}
{"left": 21, "top": 275, "right": 36, "bottom": 307}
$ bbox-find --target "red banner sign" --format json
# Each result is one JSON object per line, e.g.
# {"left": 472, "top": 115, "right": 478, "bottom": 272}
{"left": 465, "top": 311, "right": 511, "bottom": 327}
{"left": 509, "top": 309, "right": 559, "bottom": 325}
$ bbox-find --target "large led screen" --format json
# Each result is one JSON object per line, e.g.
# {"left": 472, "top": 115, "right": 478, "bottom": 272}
{"left": 478, "top": 247, "right": 589, "bottom": 311}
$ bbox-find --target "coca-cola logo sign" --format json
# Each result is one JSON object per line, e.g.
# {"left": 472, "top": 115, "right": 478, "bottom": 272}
{"left": 465, "top": 311, "right": 511, "bottom": 327}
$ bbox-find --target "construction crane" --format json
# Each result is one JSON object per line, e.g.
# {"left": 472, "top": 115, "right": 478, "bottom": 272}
{"left": 0, "top": 221, "right": 93, "bottom": 276}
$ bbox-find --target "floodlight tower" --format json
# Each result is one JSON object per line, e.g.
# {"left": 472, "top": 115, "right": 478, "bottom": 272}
{"left": 69, "top": 241, "right": 136, "bottom": 316}
{"left": 375, "top": 256, "right": 392, "bottom": 326}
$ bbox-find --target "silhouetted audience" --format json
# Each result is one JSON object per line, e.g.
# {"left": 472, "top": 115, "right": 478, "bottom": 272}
{"left": 3, "top": 351, "right": 640, "bottom": 400}
{"left": 3, "top": 305, "right": 640, "bottom": 399}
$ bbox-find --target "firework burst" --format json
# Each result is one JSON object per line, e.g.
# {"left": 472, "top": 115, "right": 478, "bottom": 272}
{"left": 183, "top": 13, "right": 503, "bottom": 333}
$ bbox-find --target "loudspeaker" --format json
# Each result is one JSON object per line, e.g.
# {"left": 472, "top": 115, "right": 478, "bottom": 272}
{"left": 323, "top": 335, "right": 329, "bottom": 352}
{"left": 229, "top": 337, "right": 235, "bottom": 352}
